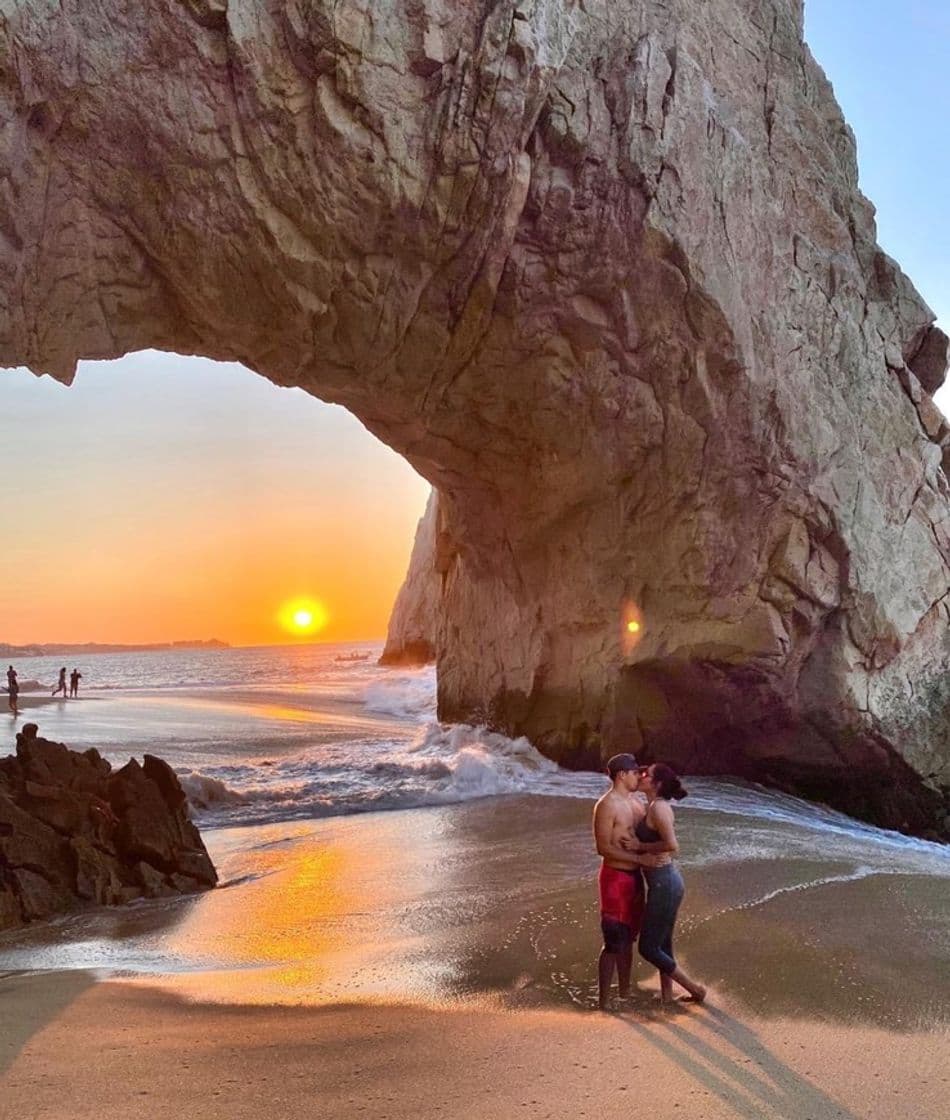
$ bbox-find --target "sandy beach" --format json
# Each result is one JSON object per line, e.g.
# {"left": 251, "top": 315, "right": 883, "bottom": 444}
{"left": 2, "top": 972, "right": 947, "bottom": 1120}
{"left": 2, "top": 794, "right": 948, "bottom": 1119}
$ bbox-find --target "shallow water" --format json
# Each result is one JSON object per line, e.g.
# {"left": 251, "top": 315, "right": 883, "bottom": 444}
{"left": 2, "top": 645, "right": 949, "bottom": 1026}
{"left": 1, "top": 795, "right": 948, "bottom": 1029}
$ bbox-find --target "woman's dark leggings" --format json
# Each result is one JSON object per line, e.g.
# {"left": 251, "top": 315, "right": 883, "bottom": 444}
{"left": 638, "top": 864, "right": 685, "bottom": 975}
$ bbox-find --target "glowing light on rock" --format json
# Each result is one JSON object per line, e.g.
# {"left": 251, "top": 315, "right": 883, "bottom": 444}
{"left": 621, "top": 602, "right": 644, "bottom": 654}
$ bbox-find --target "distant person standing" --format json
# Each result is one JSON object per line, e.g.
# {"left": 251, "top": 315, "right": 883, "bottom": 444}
{"left": 6, "top": 665, "right": 18, "bottom": 716}
{"left": 52, "top": 666, "right": 68, "bottom": 699}
{"left": 69, "top": 668, "right": 82, "bottom": 698}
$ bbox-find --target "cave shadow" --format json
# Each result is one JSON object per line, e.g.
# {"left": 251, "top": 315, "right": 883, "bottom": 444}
{"left": 619, "top": 1004, "right": 860, "bottom": 1120}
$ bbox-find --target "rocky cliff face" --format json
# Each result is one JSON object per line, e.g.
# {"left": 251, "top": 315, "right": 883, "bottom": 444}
{"left": 380, "top": 489, "right": 441, "bottom": 665}
{"left": 1, "top": 1, "right": 948, "bottom": 832}
{"left": 0, "top": 734, "right": 217, "bottom": 930}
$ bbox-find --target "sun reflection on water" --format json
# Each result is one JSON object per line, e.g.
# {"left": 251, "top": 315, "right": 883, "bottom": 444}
{"left": 152, "top": 814, "right": 457, "bottom": 1006}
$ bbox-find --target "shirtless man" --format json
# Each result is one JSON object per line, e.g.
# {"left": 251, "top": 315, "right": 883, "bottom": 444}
{"left": 593, "top": 752, "right": 647, "bottom": 1010}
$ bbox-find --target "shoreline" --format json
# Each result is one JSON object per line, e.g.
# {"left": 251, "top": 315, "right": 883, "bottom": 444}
{"left": 4, "top": 681, "right": 946, "bottom": 842}
{"left": 1, "top": 791, "right": 949, "bottom": 1118}
{"left": 5, "top": 694, "right": 98, "bottom": 714}
{"left": 2, "top": 796, "right": 947, "bottom": 1021}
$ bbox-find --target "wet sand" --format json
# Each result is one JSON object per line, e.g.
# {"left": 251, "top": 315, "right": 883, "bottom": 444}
{"left": 5, "top": 693, "right": 90, "bottom": 714}
{"left": 2, "top": 796, "right": 949, "bottom": 1117}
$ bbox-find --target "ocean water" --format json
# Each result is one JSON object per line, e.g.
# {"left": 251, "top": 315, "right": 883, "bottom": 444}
{"left": 5, "top": 643, "right": 577, "bottom": 826}
{"left": 5, "top": 644, "right": 948, "bottom": 867}
{"left": 2, "top": 644, "right": 949, "bottom": 1019}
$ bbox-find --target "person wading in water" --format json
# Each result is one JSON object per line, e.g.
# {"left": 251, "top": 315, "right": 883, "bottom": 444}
{"left": 51, "top": 666, "right": 68, "bottom": 699}
{"left": 6, "top": 665, "right": 18, "bottom": 716}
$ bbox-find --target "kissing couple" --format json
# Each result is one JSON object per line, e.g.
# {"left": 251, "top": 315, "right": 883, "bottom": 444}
{"left": 593, "top": 752, "right": 707, "bottom": 1010}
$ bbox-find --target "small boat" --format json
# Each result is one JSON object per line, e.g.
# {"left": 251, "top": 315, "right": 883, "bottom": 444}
{"left": 334, "top": 652, "right": 371, "bottom": 663}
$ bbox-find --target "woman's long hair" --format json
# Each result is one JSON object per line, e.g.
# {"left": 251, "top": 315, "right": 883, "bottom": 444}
{"left": 651, "top": 763, "right": 687, "bottom": 801}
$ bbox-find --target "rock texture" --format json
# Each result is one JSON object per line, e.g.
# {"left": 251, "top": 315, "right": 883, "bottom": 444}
{"left": 0, "top": 733, "right": 217, "bottom": 930}
{"left": 1, "top": 1, "right": 948, "bottom": 832}
{"left": 380, "top": 489, "right": 441, "bottom": 665}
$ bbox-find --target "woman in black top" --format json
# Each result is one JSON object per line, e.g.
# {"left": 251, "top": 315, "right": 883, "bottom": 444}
{"left": 629, "top": 763, "right": 706, "bottom": 1004}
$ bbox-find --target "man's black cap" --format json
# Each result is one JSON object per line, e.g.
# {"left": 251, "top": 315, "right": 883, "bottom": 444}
{"left": 606, "top": 752, "right": 639, "bottom": 778}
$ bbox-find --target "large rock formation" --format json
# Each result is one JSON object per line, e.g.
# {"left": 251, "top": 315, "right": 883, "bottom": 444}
{"left": 0, "top": 730, "right": 217, "bottom": 930}
{"left": 380, "top": 489, "right": 442, "bottom": 665}
{"left": 1, "top": 1, "right": 948, "bottom": 832}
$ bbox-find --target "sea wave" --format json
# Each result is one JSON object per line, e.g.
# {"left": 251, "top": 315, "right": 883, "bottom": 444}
{"left": 178, "top": 772, "right": 253, "bottom": 809}
{"left": 362, "top": 667, "right": 437, "bottom": 720}
{"left": 16, "top": 643, "right": 946, "bottom": 880}
{"left": 175, "top": 715, "right": 950, "bottom": 880}
{"left": 180, "top": 720, "right": 559, "bottom": 827}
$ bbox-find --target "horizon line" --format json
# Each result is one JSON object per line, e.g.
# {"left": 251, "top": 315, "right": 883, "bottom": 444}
{"left": 1, "top": 637, "right": 387, "bottom": 652}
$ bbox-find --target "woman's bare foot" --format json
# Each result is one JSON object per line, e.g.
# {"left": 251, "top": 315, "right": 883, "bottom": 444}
{"left": 682, "top": 984, "right": 707, "bottom": 1004}
{"left": 669, "top": 966, "right": 706, "bottom": 1004}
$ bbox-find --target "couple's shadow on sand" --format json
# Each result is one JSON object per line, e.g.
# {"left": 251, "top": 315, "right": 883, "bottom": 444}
{"left": 615, "top": 998, "right": 859, "bottom": 1120}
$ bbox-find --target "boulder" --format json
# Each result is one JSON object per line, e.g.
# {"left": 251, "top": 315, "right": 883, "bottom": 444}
{"left": 0, "top": 2, "right": 948, "bottom": 833}
{"left": 0, "top": 735, "right": 216, "bottom": 931}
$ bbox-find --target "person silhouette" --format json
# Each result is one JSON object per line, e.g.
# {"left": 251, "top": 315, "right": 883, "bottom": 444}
{"left": 69, "top": 668, "right": 82, "bottom": 698}
{"left": 51, "top": 666, "right": 68, "bottom": 699}
{"left": 6, "top": 665, "right": 18, "bottom": 716}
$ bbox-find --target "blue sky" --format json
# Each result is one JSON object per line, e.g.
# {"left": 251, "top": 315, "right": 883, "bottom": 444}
{"left": 805, "top": 1, "right": 949, "bottom": 406}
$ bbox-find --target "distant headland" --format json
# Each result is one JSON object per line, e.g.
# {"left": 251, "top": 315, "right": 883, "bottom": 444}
{"left": 0, "top": 639, "right": 230, "bottom": 657}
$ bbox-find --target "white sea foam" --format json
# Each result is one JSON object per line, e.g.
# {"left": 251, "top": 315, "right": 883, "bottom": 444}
{"left": 178, "top": 771, "right": 252, "bottom": 809}
{"left": 405, "top": 721, "right": 560, "bottom": 797}
{"left": 9, "top": 643, "right": 947, "bottom": 882}
{"left": 179, "top": 721, "right": 562, "bottom": 826}
{"left": 362, "top": 667, "right": 437, "bottom": 720}
{"left": 9, "top": 678, "right": 47, "bottom": 692}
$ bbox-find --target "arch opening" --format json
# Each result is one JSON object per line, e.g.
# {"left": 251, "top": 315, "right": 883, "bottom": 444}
{"left": 0, "top": 351, "right": 430, "bottom": 652}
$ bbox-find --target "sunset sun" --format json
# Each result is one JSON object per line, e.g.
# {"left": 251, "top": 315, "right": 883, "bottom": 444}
{"left": 278, "top": 598, "right": 329, "bottom": 638}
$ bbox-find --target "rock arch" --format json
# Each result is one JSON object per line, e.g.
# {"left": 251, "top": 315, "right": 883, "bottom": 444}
{"left": 2, "top": 1, "right": 948, "bottom": 832}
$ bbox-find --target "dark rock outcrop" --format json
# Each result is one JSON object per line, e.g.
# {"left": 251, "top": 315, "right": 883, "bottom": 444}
{"left": 1, "top": 2, "right": 948, "bottom": 833}
{"left": 0, "top": 732, "right": 217, "bottom": 930}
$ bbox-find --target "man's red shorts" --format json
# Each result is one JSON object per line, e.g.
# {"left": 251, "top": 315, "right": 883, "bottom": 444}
{"left": 598, "top": 864, "right": 645, "bottom": 948}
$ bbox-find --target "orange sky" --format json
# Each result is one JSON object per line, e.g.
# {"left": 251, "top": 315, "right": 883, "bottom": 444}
{"left": 0, "top": 352, "right": 430, "bottom": 646}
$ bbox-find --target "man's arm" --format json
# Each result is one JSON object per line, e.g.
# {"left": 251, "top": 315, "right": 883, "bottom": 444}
{"left": 624, "top": 836, "right": 669, "bottom": 853}
{"left": 619, "top": 801, "right": 678, "bottom": 855}
{"left": 629, "top": 802, "right": 678, "bottom": 854}
{"left": 593, "top": 799, "right": 637, "bottom": 864}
